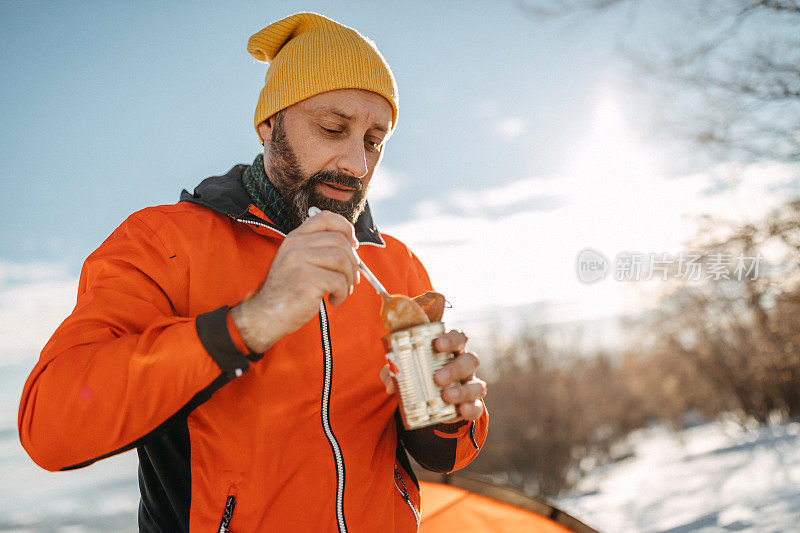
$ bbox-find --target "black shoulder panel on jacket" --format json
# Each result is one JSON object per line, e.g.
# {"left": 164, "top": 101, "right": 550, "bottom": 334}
{"left": 179, "top": 164, "right": 252, "bottom": 219}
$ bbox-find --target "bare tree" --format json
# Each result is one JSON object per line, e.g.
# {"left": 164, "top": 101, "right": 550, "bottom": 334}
{"left": 636, "top": 199, "right": 800, "bottom": 423}
{"left": 466, "top": 201, "right": 800, "bottom": 494}
{"left": 518, "top": 0, "right": 800, "bottom": 170}
{"left": 515, "top": 0, "right": 800, "bottom": 422}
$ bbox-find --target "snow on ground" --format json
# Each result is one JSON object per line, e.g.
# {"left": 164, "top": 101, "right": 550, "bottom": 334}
{"left": 557, "top": 419, "right": 800, "bottom": 532}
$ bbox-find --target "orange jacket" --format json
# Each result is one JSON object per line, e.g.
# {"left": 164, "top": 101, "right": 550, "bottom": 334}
{"left": 18, "top": 164, "right": 488, "bottom": 532}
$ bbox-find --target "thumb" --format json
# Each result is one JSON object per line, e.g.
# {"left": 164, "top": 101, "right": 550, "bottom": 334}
{"left": 379, "top": 364, "right": 395, "bottom": 394}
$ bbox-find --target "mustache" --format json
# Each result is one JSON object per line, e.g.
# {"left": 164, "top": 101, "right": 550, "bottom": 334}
{"left": 305, "top": 170, "right": 364, "bottom": 191}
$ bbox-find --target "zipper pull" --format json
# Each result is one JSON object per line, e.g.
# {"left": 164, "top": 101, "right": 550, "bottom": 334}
{"left": 218, "top": 495, "right": 237, "bottom": 533}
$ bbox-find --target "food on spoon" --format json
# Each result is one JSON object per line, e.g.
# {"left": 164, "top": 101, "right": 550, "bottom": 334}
{"left": 380, "top": 293, "right": 429, "bottom": 332}
{"left": 413, "top": 291, "right": 446, "bottom": 322}
{"left": 380, "top": 291, "right": 446, "bottom": 332}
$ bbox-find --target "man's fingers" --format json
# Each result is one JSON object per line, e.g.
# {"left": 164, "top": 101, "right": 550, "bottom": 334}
{"left": 286, "top": 230, "right": 358, "bottom": 255}
{"left": 433, "top": 329, "right": 468, "bottom": 354}
{"left": 379, "top": 364, "right": 395, "bottom": 394}
{"left": 282, "top": 232, "right": 361, "bottom": 287}
{"left": 304, "top": 247, "right": 359, "bottom": 289}
{"left": 295, "top": 209, "right": 358, "bottom": 247}
{"left": 441, "top": 379, "right": 487, "bottom": 404}
{"left": 434, "top": 351, "right": 480, "bottom": 386}
{"left": 308, "top": 268, "right": 350, "bottom": 306}
{"left": 457, "top": 400, "right": 485, "bottom": 421}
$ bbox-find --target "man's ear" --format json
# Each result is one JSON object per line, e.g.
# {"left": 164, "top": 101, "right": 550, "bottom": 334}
{"left": 257, "top": 119, "right": 271, "bottom": 144}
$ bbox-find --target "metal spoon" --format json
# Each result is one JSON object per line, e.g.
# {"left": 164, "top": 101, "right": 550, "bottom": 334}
{"left": 307, "top": 207, "right": 429, "bottom": 330}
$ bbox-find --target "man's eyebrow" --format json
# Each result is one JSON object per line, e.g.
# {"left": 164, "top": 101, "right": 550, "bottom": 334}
{"left": 315, "top": 106, "right": 388, "bottom": 133}
{"left": 322, "top": 107, "right": 352, "bottom": 121}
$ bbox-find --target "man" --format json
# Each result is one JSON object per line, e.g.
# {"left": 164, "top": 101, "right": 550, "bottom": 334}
{"left": 19, "top": 12, "right": 488, "bottom": 532}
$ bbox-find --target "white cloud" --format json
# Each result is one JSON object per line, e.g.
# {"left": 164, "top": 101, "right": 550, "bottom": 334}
{"left": 444, "top": 176, "right": 565, "bottom": 217}
{"left": 384, "top": 84, "right": 799, "bottom": 345}
{"left": 0, "top": 261, "right": 77, "bottom": 365}
{"left": 368, "top": 165, "right": 400, "bottom": 203}
{"left": 0, "top": 261, "right": 70, "bottom": 285}
{"left": 492, "top": 117, "right": 527, "bottom": 140}
{"left": 412, "top": 199, "right": 444, "bottom": 220}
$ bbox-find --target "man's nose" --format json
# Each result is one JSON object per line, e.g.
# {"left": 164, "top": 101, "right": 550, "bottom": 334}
{"left": 336, "top": 138, "right": 368, "bottom": 179}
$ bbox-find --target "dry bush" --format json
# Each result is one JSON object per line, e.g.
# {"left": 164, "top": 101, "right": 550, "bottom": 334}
{"left": 464, "top": 200, "right": 800, "bottom": 496}
{"left": 618, "top": 345, "right": 729, "bottom": 428}
{"left": 640, "top": 199, "right": 800, "bottom": 423}
{"left": 464, "top": 332, "right": 681, "bottom": 496}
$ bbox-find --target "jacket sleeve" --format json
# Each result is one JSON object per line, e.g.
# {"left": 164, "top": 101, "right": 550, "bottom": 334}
{"left": 18, "top": 211, "right": 254, "bottom": 472}
{"left": 397, "top": 247, "right": 489, "bottom": 473}
{"left": 397, "top": 403, "right": 489, "bottom": 474}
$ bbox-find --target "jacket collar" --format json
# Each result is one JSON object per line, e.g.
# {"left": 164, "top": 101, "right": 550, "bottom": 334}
{"left": 179, "top": 164, "right": 386, "bottom": 247}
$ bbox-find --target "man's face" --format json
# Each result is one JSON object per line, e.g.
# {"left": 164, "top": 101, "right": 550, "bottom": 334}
{"left": 258, "top": 89, "right": 393, "bottom": 226}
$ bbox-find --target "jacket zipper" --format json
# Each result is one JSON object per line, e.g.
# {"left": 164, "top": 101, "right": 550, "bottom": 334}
{"left": 233, "top": 216, "right": 287, "bottom": 236}
{"left": 217, "top": 495, "right": 237, "bottom": 533}
{"left": 233, "top": 216, "right": 384, "bottom": 249}
{"left": 233, "top": 216, "right": 348, "bottom": 530}
{"left": 319, "top": 301, "right": 348, "bottom": 532}
{"left": 470, "top": 421, "right": 479, "bottom": 449}
{"left": 393, "top": 463, "right": 420, "bottom": 529}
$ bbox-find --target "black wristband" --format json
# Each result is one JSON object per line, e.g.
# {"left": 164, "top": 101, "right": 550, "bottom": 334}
{"left": 196, "top": 306, "right": 251, "bottom": 380}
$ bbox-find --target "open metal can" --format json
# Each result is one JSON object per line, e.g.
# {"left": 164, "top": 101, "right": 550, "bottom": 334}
{"left": 383, "top": 321, "right": 459, "bottom": 430}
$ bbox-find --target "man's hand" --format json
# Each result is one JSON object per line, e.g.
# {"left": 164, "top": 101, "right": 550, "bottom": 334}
{"left": 231, "top": 210, "right": 361, "bottom": 353}
{"left": 380, "top": 329, "right": 487, "bottom": 422}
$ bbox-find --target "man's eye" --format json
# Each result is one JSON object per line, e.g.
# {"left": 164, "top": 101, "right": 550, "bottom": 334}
{"left": 321, "top": 126, "right": 342, "bottom": 135}
{"left": 365, "top": 140, "right": 381, "bottom": 152}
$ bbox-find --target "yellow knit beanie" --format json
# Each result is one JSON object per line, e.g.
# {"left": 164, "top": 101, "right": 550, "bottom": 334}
{"left": 247, "top": 12, "right": 399, "bottom": 143}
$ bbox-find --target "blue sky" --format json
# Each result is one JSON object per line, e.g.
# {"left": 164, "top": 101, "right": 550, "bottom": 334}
{"left": 2, "top": 0, "right": 623, "bottom": 267}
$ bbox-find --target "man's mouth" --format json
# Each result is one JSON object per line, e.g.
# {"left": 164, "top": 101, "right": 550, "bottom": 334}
{"left": 318, "top": 181, "right": 356, "bottom": 201}
{"left": 323, "top": 181, "right": 355, "bottom": 192}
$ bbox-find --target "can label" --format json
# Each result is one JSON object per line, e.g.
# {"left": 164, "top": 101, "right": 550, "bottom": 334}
{"left": 384, "top": 321, "right": 459, "bottom": 429}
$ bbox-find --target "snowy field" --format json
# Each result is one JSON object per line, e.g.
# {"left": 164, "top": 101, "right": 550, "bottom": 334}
{"left": 557, "top": 420, "right": 800, "bottom": 532}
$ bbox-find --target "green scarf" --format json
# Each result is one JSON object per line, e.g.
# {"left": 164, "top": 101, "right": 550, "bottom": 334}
{"left": 241, "top": 153, "right": 295, "bottom": 233}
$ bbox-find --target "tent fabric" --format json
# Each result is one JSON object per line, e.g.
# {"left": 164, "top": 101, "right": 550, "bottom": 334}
{"left": 417, "top": 473, "right": 600, "bottom": 533}
{"left": 420, "top": 482, "right": 573, "bottom": 532}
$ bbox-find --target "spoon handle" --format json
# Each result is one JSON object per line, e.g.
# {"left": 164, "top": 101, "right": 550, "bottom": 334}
{"left": 358, "top": 261, "right": 389, "bottom": 296}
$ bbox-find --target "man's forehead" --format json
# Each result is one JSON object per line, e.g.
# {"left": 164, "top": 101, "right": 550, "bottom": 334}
{"left": 299, "top": 90, "right": 392, "bottom": 132}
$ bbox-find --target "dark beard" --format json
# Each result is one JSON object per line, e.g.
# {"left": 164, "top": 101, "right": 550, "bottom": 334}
{"left": 266, "top": 113, "right": 369, "bottom": 228}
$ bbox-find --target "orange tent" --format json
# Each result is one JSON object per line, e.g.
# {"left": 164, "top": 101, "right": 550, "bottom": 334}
{"left": 418, "top": 474, "right": 599, "bottom": 533}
